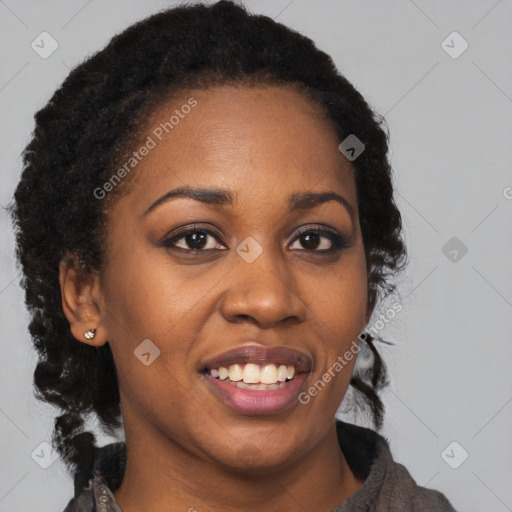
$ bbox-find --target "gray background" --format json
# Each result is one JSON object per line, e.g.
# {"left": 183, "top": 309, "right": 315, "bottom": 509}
{"left": 1, "top": 1, "right": 511, "bottom": 510}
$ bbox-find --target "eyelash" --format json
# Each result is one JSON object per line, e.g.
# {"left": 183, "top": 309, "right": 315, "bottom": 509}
{"left": 161, "top": 225, "right": 350, "bottom": 255}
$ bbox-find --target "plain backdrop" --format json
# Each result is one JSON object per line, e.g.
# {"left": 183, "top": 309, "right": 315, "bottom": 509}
{"left": 1, "top": 1, "right": 511, "bottom": 511}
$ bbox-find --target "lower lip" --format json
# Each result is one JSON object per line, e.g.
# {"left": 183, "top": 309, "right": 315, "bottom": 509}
{"left": 203, "top": 373, "right": 309, "bottom": 415}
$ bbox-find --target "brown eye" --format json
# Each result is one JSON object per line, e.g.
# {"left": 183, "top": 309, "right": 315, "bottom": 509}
{"left": 289, "top": 228, "right": 349, "bottom": 253}
{"left": 298, "top": 233, "right": 323, "bottom": 250}
{"left": 182, "top": 232, "right": 208, "bottom": 250}
{"left": 162, "top": 228, "right": 227, "bottom": 252}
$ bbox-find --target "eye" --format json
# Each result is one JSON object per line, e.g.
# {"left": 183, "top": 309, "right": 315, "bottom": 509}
{"left": 289, "top": 227, "right": 350, "bottom": 253}
{"left": 162, "top": 226, "right": 226, "bottom": 252}
{"left": 162, "top": 225, "right": 349, "bottom": 254}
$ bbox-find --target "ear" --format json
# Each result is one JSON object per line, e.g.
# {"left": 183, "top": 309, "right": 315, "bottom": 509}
{"left": 59, "top": 256, "right": 108, "bottom": 346}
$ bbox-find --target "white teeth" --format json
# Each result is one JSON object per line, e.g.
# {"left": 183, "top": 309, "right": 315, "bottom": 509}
{"left": 277, "top": 365, "right": 288, "bottom": 382}
{"left": 235, "top": 381, "right": 283, "bottom": 391}
{"left": 208, "top": 362, "right": 296, "bottom": 385}
{"left": 228, "top": 364, "right": 243, "bottom": 382}
{"left": 243, "top": 363, "right": 260, "bottom": 383}
{"left": 260, "top": 364, "right": 278, "bottom": 384}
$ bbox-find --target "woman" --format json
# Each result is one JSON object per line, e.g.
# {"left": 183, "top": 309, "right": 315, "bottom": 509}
{"left": 10, "top": 1, "right": 456, "bottom": 510}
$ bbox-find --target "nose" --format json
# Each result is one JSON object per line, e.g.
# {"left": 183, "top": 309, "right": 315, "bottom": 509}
{"left": 219, "top": 248, "right": 307, "bottom": 329}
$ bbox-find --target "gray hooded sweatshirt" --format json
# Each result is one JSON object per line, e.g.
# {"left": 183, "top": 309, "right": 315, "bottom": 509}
{"left": 63, "top": 420, "right": 457, "bottom": 511}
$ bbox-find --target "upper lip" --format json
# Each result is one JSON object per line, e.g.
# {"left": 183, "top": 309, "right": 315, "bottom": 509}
{"left": 200, "top": 345, "right": 313, "bottom": 374}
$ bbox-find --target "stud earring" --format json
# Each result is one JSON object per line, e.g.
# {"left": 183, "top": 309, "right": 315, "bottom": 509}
{"left": 84, "top": 329, "right": 97, "bottom": 340}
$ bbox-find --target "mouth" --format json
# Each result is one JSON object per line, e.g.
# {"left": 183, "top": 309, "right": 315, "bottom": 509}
{"left": 199, "top": 345, "right": 312, "bottom": 415}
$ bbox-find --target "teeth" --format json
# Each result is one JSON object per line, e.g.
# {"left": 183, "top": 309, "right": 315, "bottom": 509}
{"left": 208, "top": 362, "right": 296, "bottom": 385}
{"left": 277, "top": 365, "right": 288, "bottom": 382}
{"left": 243, "top": 363, "right": 260, "bottom": 383}
{"left": 228, "top": 364, "right": 243, "bottom": 382}
{"left": 234, "top": 381, "right": 284, "bottom": 391}
{"left": 260, "top": 364, "right": 277, "bottom": 384}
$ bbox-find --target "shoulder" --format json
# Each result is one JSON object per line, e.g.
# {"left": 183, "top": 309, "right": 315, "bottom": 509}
{"left": 62, "top": 479, "right": 94, "bottom": 512}
{"left": 388, "top": 460, "right": 457, "bottom": 511}
{"left": 334, "top": 420, "right": 457, "bottom": 511}
{"left": 62, "top": 471, "right": 123, "bottom": 512}
{"left": 61, "top": 442, "right": 126, "bottom": 512}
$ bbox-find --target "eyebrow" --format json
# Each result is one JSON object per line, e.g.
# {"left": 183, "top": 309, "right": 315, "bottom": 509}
{"left": 143, "top": 185, "right": 354, "bottom": 220}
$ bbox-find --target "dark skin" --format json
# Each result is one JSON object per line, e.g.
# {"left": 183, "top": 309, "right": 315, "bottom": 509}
{"left": 60, "top": 85, "right": 372, "bottom": 511}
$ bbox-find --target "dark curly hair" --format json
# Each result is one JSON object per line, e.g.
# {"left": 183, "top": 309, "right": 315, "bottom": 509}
{"left": 9, "top": 0, "right": 406, "bottom": 490}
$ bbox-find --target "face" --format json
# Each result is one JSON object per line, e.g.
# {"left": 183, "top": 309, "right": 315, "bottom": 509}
{"left": 89, "top": 85, "right": 369, "bottom": 471}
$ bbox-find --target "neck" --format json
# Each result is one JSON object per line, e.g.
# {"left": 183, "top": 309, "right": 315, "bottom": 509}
{"left": 112, "top": 418, "right": 363, "bottom": 512}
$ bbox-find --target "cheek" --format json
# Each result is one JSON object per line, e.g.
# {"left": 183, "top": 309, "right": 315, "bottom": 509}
{"left": 307, "top": 251, "right": 368, "bottom": 342}
{"left": 100, "top": 252, "right": 191, "bottom": 374}
{"left": 299, "top": 249, "right": 367, "bottom": 406}
{"left": 101, "top": 243, "right": 233, "bottom": 396}
{"left": 103, "top": 242, "right": 209, "bottom": 336}
{"left": 100, "top": 256, "right": 212, "bottom": 425}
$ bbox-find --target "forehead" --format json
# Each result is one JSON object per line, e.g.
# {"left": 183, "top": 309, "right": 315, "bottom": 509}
{"left": 117, "top": 85, "right": 356, "bottom": 209}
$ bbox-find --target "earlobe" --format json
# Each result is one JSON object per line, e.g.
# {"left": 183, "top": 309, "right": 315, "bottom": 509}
{"left": 59, "top": 257, "right": 108, "bottom": 346}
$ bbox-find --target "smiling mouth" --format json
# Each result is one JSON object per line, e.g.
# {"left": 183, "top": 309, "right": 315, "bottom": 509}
{"left": 203, "top": 362, "right": 297, "bottom": 390}
{"left": 199, "top": 344, "right": 312, "bottom": 408}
